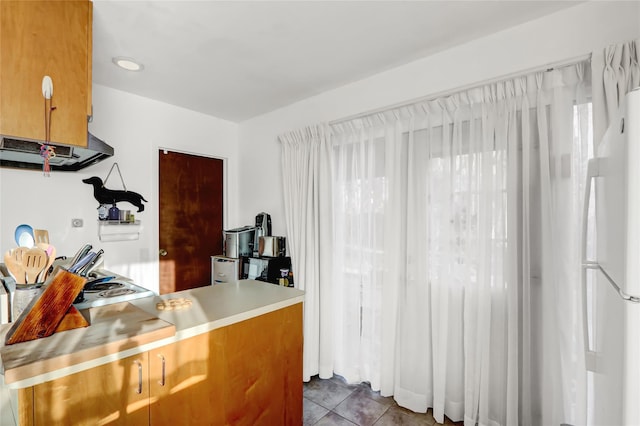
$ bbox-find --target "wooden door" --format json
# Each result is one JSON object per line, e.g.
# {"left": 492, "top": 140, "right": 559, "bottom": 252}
{"left": 149, "top": 331, "right": 226, "bottom": 425}
{"left": 32, "top": 353, "right": 150, "bottom": 426}
{"left": 159, "top": 150, "right": 223, "bottom": 294}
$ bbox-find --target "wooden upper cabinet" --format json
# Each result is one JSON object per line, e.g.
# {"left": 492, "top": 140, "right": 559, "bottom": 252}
{"left": 0, "top": 0, "right": 93, "bottom": 147}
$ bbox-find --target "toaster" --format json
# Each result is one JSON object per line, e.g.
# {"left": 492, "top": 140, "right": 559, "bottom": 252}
{"left": 258, "top": 236, "right": 286, "bottom": 257}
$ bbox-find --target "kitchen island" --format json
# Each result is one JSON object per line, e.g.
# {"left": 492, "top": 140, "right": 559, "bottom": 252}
{"left": 0, "top": 280, "right": 304, "bottom": 425}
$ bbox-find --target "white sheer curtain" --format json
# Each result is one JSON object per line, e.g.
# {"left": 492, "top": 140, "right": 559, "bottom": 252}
{"left": 279, "top": 126, "right": 334, "bottom": 381}
{"left": 280, "top": 61, "right": 592, "bottom": 425}
{"left": 592, "top": 38, "right": 639, "bottom": 144}
{"left": 327, "top": 62, "right": 590, "bottom": 426}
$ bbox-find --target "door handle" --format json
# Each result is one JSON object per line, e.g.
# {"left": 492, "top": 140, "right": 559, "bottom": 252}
{"left": 134, "top": 360, "right": 143, "bottom": 394}
{"left": 159, "top": 249, "right": 168, "bottom": 257}
{"left": 157, "top": 354, "right": 166, "bottom": 386}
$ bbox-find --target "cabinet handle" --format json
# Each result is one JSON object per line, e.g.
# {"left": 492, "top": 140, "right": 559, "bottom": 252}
{"left": 157, "top": 354, "right": 166, "bottom": 386}
{"left": 134, "top": 360, "right": 143, "bottom": 394}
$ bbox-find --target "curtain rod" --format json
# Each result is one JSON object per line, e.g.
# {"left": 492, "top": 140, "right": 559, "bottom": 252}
{"left": 329, "top": 53, "right": 592, "bottom": 126}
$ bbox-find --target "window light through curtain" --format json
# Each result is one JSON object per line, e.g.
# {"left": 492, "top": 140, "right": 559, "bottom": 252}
{"left": 281, "top": 60, "right": 593, "bottom": 426}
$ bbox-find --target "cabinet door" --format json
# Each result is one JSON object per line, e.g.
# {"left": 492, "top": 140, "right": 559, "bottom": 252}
{"left": 0, "top": 0, "right": 92, "bottom": 147}
{"left": 32, "top": 352, "right": 150, "bottom": 426}
{"left": 223, "top": 303, "right": 303, "bottom": 425}
{"left": 149, "top": 330, "right": 226, "bottom": 425}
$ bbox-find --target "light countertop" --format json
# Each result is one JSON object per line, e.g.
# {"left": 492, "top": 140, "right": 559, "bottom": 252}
{"left": 130, "top": 279, "right": 304, "bottom": 339}
{"left": 0, "top": 280, "right": 304, "bottom": 388}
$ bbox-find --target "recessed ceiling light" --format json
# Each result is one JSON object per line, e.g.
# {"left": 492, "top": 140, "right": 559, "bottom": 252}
{"left": 112, "top": 57, "right": 144, "bottom": 72}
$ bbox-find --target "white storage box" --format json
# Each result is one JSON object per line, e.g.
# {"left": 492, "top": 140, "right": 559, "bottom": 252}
{"left": 211, "top": 256, "right": 240, "bottom": 284}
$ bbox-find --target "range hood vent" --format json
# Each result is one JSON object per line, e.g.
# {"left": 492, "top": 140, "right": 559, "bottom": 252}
{"left": 2, "top": 138, "right": 74, "bottom": 158}
{"left": 0, "top": 132, "right": 114, "bottom": 171}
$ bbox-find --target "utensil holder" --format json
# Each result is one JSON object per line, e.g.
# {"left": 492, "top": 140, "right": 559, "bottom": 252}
{"left": 13, "top": 283, "right": 42, "bottom": 321}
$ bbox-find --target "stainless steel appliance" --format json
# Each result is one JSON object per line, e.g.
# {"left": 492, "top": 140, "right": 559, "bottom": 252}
{"left": 60, "top": 252, "right": 154, "bottom": 309}
{"left": 258, "top": 236, "right": 286, "bottom": 257}
{"left": 0, "top": 132, "right": 114, "bottom": 171}
{"left": 253, "top": 212, "right": 272, "bottom": 256}
{"left": 223, "top": 226, "right": 255, "bottom": 258}
{"left": 73, "top": 269, "right": 154, "bottom": 310}
{"left": 0, "top": 262, "right": 154, "bottom": 317}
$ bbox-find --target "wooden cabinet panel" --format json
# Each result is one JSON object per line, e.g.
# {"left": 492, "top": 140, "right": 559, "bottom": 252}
{"left": 282, "top": 302, "right": 304, "bottom": 425}
{"left": 17, "top": 303, "right": 303, "bottom": 425}
{"left": 149, "top": 304, "right": 302, "bottom": 425}
{"left": 32, "top": 353, "right": 150, "bottom": 426}
{"left": 17, "top": 387, "right": 34, "bottom": 426}
{"left": 223, "top": 303, "right": 303, "bottom": 426}
{"left": 0, "top": 0, "right": 92, "bottom": 147}
{"left": 149, "top": 330, "right": 226, "bottom": 425}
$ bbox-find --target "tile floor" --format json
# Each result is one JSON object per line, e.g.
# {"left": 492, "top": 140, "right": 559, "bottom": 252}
{"left": 303, "top": 375, "right": 465, "bottom": 426}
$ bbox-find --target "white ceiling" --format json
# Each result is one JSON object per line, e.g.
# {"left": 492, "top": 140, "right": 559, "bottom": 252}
{"left": 92, "top": 1, "right": 582, "bottom": 123}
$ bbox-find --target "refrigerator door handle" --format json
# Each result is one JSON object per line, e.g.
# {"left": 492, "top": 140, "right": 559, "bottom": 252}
{"left": 581, "top": 158, "right": 640, "bottom": 301}
{"left": 581, "top": 265, "right": 598, "bottom": 371}
{"left": 580, "top": 159, "right": 640, "bottom": 372}
{"left": 581, "top": 159, "right": 599, "bottom": 267}
{"left": 581, "top": 159, "right": 600, "bottom": 372}
{"left": 596, "top": 264, "right": 640, "bottom": 304}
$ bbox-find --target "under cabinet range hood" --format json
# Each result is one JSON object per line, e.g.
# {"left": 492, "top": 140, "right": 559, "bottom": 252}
{"left": 0, "top": 132, "right": 114, "bottom": 171}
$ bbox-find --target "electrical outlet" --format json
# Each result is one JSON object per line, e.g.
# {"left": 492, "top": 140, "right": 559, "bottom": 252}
{"left": 71, "top": 218, "right": 83, "bottom": 228}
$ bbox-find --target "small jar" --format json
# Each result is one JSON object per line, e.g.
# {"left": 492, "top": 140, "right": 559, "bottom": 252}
{"left": 108, "top": 202, "right": 120, "bottom": 221}
{"left": 97, "top": 204, "right": 109, "bottom": 220}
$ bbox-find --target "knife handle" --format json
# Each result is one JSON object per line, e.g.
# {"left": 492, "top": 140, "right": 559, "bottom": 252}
{"left": 68, "top": 244, "right": 92, "bottom": 269}
{"left": 69, "top": 251, "right": 96, "bottom": 274}
{"left": 79, "top": 249, "right": 103, "bottom": 276}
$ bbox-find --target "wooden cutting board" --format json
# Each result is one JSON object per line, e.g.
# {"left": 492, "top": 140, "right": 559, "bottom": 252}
{"left": 1, "top": 301, "right": 176, "bottom": 384}
{"left": 4, "top": 269, "right": 86, "bottom": 345}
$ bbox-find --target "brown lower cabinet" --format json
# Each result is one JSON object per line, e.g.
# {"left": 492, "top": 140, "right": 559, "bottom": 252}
{"left": 17, "top": 303, "right": 303, "bottom": 425}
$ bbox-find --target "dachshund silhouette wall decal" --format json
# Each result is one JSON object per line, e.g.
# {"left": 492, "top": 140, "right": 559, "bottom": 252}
{"left": 83, "top": 176, "right": 147, "bottom": 212}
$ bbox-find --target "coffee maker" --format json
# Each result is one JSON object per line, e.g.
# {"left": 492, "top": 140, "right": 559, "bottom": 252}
{"left": 254, "top": 212, "right": 272, "bottom": 256}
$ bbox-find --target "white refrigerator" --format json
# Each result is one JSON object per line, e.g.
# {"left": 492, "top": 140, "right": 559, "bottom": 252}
{"left": 583, "top": 87, "right": 640, "bottom": 425}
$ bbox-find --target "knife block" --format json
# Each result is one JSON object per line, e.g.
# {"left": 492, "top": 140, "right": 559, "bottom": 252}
{"left": 5, "top": 269, "right": 87, "bottom": 345}
{"left": 55, "top": 305, "right": 89, "bottom": 332}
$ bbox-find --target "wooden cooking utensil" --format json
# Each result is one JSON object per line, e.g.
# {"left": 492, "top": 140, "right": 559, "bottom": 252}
{"left": 33, "top": 229, "right": 50, "bottom": 245}
{"left": 3, "top": 248, "right": 27, "bottom": 284}
{"left": 36, "top": 243, "right": 56, "bottom": 282}
{"left": 5, "top": 269, "right": 87, "bottom": 345}
{"left": 22, "top": 247, "right": 47, "bottom": 284}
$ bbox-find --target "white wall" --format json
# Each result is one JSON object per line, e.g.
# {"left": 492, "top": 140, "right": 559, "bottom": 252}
{"left": 238, "top": 1, "right": 640, "bottom": 237}
{"left": 1, "top": 1, "right": 637, "bottom": 292}
{"left": 0, "top": 84, "right": 239, "bottom": 293}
